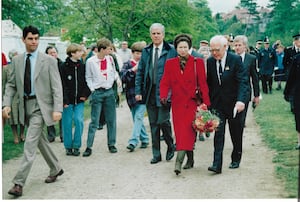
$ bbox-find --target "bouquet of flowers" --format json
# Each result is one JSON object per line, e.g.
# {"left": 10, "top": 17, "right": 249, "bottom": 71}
{"left": 192, "top": 104, "right": 220, "bottom": 133}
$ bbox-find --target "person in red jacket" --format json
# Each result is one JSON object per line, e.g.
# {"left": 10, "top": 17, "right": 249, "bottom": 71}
{"left": 160, "top": 34, "right": 210, "bottom": 175}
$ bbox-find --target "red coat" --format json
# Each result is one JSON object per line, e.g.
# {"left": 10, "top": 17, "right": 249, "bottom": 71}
{"left": 160, "top": 55, "right": 210, "bottom": 151}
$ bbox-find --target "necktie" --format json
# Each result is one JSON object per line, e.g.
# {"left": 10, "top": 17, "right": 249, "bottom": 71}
{"left": 153, "top": 47, "right": 159, "bottom": 85}
{"left": 24, "top": 53, "right": 31, "bottom": 95}
{"left": 218, "top": 60, "right": 223, "bottom": 85}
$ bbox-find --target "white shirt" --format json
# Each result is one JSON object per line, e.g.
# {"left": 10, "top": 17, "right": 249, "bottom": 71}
{"left": 152, "top": 43, "right": 163, "bottom": 63}
{"left": 239, "top": 52, "right": 246, "bottom": 62}
{"left": 216, "top": 53, "right": 227, "bottom": 84}
{"left": 85, "top": 55, "right": 119, "bottom": 92}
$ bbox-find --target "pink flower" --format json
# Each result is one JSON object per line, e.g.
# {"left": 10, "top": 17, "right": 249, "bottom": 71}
{"left": 192, "top": 106, "right": 220, "bottom": 133}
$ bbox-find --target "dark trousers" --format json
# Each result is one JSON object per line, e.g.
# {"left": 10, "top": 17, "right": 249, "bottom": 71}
{"left": 212, "top": 109, "right": 245, "bottom": 169}
{"left": 47, "top": 125, "right": 56, "bottom": 140}
{"left": 146, "top": 87, "right": 174, "bottom": 158}
{"left": 261, "top": 74, "right": 273, "bottom": 93}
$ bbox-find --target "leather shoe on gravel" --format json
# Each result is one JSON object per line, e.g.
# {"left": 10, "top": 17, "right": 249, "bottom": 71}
{"left": 45, "top": 169, "right": 64, "bottom": 183}
{"left": 8, "top": 184, "right": 23, "bottom": 197}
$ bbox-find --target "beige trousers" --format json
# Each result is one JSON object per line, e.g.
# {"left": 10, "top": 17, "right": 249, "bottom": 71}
{"left": 13, "top": 98, "right": 62, "bottom": 186}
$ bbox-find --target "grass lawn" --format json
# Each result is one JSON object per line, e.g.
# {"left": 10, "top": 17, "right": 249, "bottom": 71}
{"left": 254, "top": 84, "right": 299, "bottom": 198}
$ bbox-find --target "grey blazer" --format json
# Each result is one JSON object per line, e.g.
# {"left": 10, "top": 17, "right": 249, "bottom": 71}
{"left": 3, "top": 52, "right": 63, "bottom": 126}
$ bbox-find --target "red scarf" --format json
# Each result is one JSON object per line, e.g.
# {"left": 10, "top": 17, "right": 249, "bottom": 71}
{"left": 100, "top": 58, "right": 107, "bottom": 79}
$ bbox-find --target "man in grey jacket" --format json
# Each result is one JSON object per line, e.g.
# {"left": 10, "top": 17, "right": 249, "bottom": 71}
{"left": 2, "top": 25, "right": 64, "bottom": 197}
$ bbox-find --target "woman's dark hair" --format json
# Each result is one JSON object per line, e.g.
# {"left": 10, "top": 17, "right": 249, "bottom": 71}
{"left": 23, "top": 25, "right": 40, "bottom": 39}
{"left": 173, "top": 34, "right": 192, "bottom": 49}
{"left": 45, "top": 46, "right": 58, "bottom": 54}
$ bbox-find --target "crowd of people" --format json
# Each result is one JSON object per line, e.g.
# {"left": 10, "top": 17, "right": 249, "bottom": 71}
{"left": 2, "top": 23, "right": 300, "bottom": 197}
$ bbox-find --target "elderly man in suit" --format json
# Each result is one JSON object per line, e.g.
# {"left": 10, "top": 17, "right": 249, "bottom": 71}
{"left": 233, "top": 35, "right": 260, "bottom": 126}
{"left": 206, "top": 35, "right": 249, "bottom": 174}
{"left": 135, "top": 23, "right": 177, "bottom": 164}
{"left": 2, "top": 25, "right": 64, "bottom": 197}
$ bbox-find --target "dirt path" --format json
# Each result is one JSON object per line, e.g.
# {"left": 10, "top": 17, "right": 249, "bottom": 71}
{"left": 2, "top": 101, "right": 287, "bottom": 199}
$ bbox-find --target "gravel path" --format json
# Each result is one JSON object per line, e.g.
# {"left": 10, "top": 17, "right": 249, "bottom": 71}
{"left": 2, "top": 101, "right": 287, "bottom": 199}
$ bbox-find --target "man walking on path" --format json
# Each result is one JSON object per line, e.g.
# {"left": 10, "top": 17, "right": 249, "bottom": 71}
{"left": 2, "top": 25, "right": 64, "bottom": 197}
{"left": 206, "top": 35, "right": 249, "bottom": 174}
{"left": 135, "top": 23, "right": 177, "bottom": 164}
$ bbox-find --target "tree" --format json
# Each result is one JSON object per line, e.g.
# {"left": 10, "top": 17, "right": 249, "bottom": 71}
{"left": 266, "top": 0, "right": 300, "bottom": 46}
{"left": 61, "top": 0, "right": 216, "bottom": 46}
{"left": 2, "top": 0, "right": 66, "bottom": 35}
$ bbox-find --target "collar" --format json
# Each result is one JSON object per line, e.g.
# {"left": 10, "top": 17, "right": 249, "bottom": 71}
{"left": 219, "top": 52, "right": 227, "bottom": 66}
{"left": 26, "top": 50, "right": 38, "bottom": 58}
{"left": 154, "top": 42, "right": 163, "bottom": 51}
{"left": 239, "top": 52, "right": 246, "bottom": 61}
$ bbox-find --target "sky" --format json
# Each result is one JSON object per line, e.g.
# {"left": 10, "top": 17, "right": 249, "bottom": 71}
{"left": 207, "top": 0, "right": 270, "bottom": 14}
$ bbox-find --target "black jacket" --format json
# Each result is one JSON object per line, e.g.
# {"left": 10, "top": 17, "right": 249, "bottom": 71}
{"left": 60, "top": 57, "right": 91, "bottom": 105}
{"left": 206, "top": 51, "right": 249, "bottom": 117}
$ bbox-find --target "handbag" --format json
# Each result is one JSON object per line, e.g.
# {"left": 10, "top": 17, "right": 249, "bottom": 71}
{"left": 193, "top": 58, "right": 203, "bottom": 105}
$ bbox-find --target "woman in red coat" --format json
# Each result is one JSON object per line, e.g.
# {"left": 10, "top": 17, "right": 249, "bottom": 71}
{"left": 160, "top": 34, "right": 210, "bottom": 175}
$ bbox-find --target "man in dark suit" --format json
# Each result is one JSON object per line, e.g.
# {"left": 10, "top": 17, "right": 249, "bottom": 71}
{"left": 2, "top": 25, "right": 64, "bottom": 197}
{"left": 135, "top": 23, "right": 177, "bottom": 164}
{"left": 206, "top": 35, "right": 249, "bottom": 174}
{"left": 283, "top": 33, "right": 300, "bottom": 114}
{"left": 233, "top": 35, "right": 260, "bottom": 126}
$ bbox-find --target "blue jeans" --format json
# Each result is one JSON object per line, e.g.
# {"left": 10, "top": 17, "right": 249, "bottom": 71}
{"left": 128, "top": 104, "right": 149, "bottom": 147}
{"left": 86, "top": 88, "right": 116, "bottom": 148}
{"left": 62, "top": 102, "right": 84, "bottom": 149}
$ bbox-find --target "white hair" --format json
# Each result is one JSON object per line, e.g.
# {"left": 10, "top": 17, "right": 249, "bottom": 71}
{"left": 233, "top": 35, "right": 248, "bottom": 46}
{"left": 210, "top": 35, "right": 228, "bottom": 47}
{"left": 149, "top": 23, "right": 165, "bottom": 35}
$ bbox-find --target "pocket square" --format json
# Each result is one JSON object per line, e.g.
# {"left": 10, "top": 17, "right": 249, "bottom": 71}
{"left": 225, "top": 66, "right": 230, "bottom": 71}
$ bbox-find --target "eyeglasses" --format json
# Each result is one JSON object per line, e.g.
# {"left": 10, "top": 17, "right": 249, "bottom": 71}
{"left": 209, "top": 48, "right": 221, "bottom": 52}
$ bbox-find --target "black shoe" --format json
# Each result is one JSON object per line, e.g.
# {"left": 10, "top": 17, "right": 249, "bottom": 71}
{"left": 140, "top": 142, "right": 148, "bottom": 149}
{"left": 229, "top": 162, "right": 240, "bottom": 169}
{"left": 66, "top": 148, "right": 73, "bottom": 156}
{"left": 208, "top": 166, "right": 222, "bottom": 174}
{"left": 48, "top": 137, "right": 55, "bottom": 143}
{"left": 82, "top": 148, "right": 92, "bottom": 157}
{"left": 150, "top": 156, "right": 162, "bottom": 164}
{"left": 166, "top": 145, "right": 175, "bottom": 161}
{"left": 73, "top": 148, "right": 80, "bottom": 156}
{"left": 126, "top": 144, "right": 135, "bottom": 152}
{"left": 295, "top": 145, "right": 300, "bottom": 150}
{"left": 109, "top": 146, "right": 118, "bottom": 153}
{"left": 174, "top": 169, "right": 181, "bottom": 175}
{"left": 97, "top": 125, "right": 104, "bottom": 130}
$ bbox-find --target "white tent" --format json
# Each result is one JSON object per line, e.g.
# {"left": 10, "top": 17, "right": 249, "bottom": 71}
{"left": 1, "top": 20, "right": 68, "bottom": 62}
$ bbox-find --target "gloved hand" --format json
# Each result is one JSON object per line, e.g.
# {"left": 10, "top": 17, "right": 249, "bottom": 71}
{"left": 160, "top": 98, "right": 167, "bottom": 106}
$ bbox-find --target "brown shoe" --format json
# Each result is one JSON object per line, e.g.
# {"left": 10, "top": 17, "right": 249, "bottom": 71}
{"left": 45, "top": 169, "right": 64, "bottom": 183}
{"left": 8, "top": 184, "right": 23, "bottom": 197}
